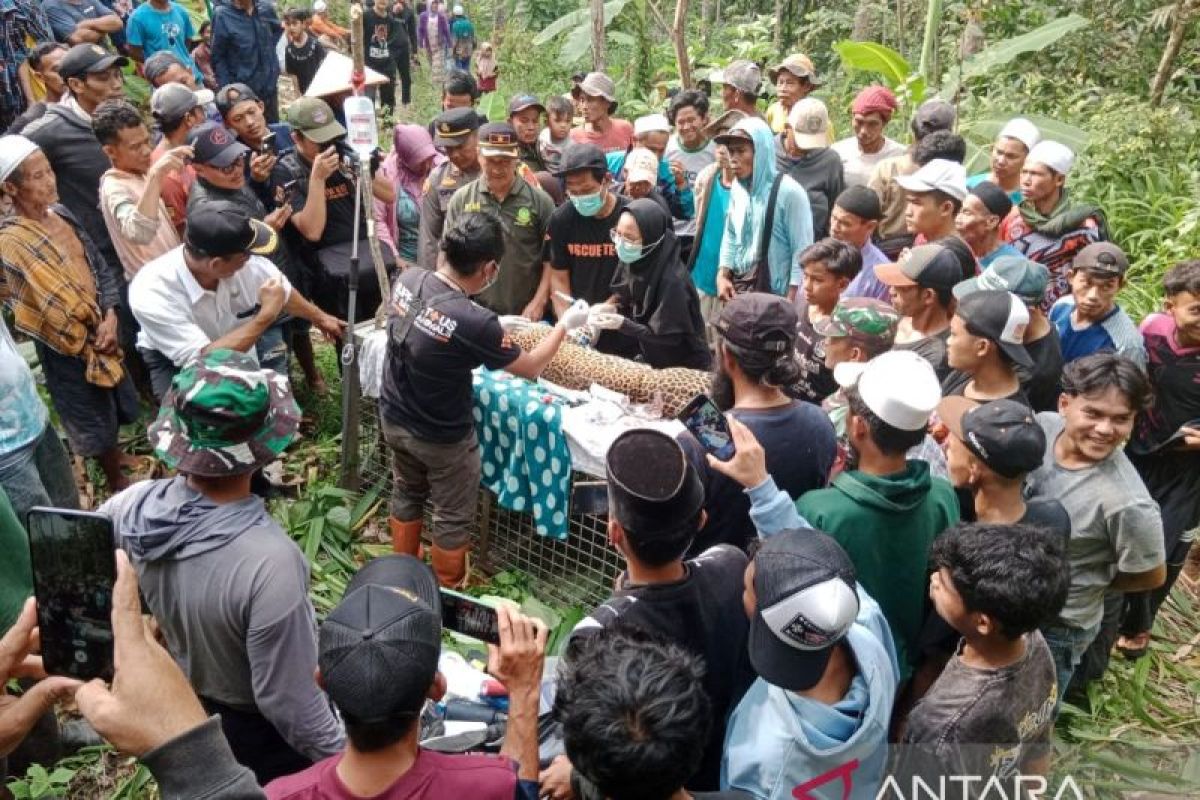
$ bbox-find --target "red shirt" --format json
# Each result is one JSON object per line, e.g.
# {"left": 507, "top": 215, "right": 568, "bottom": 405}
{"left": 265, "top": 749, "right": 520, "bottom": 800}
{"left": 151, "top": 141, "right": 195, "bottom": 236}
{"left": 569, "top": 118, "right": 634, "bottom": 154}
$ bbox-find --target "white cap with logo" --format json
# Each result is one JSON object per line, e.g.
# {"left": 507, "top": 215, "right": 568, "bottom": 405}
{"left": 788, "top": 97, "right": 830, "bottom": 149}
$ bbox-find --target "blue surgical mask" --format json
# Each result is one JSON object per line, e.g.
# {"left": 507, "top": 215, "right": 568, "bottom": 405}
{"left": 611, "top": 230, "right": 664, "bottom": 264}
{"left": 569, "top": 188, "right": 605, "bottom": 217}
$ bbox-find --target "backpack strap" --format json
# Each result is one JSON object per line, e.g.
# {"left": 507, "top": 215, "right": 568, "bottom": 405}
{"left": 753, "top": 172, "right": 787, "bottom": 293}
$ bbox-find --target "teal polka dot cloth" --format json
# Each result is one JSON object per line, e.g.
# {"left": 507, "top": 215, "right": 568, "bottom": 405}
{"left": 472, "top": 368, "right": 572, "bottom": 540}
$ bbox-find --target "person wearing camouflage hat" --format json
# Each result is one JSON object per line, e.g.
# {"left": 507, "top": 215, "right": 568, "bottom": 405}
{"left": 100, "top": 349, "right": 345, "bottom": 783}
{"left": 814, "top": 297, "right": 901, "bottom": 438}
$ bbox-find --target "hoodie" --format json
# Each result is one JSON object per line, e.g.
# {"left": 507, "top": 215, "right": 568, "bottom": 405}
{"left": 722, "top": 587, "right": 899, "bottom": 800}
{"left": 719, "top": 117, "right": 813, "bottom": 296}
{"left": 796, "top": 462, "right": 959, "bottom": 677}
{"left": 101, "top": 477, "right": 344, "bottom": 762}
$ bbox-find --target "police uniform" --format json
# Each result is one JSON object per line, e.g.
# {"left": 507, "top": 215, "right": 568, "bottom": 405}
{"left": 443, "top": 122, "right": 555, "bottom": 317}
{"left": 418, "top": 107, "right": 482, "bottom": 270}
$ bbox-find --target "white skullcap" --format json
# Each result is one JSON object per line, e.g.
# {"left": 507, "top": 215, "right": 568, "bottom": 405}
{"left": 313, "top": 0, "right": 327, "bottom": 11}
{"left": 1026, "top": 140, "right": 1075, "bottom": 176}
{"left": 633, "top": 113, "right": 671, "bottom": 137}
{"left": 0, "top": 135, "right": 40, "bottom": 184}
{"left": 997, "top": 117, "right": 1041, "bottom": 151}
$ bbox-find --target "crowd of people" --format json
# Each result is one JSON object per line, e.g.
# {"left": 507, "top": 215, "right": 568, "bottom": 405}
{"left": 1, "top": 2, "right": 1199, "bottom": 799}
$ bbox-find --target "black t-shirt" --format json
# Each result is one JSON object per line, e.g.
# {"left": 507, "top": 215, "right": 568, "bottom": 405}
{"left": 363, "top": 8, "right": 405, "bottom": 63}
{"left": 278, "top": 151, "right": 365, "bottom": 250}
{"left": 379, "top": 268, "right": 521, "bottom": 443}
{"left": 285, "top": 35, "right": 326, "bottom": 94}
{"left": 939, "top": 370, "right": 1031, "bottom": 407}
{"left": 679, "top": 401, "right": 837, "bottom": 554}
{"left": 570, "top": 545, "right": 755, "bottom": 792}
{"left": 1020, "top": 328, "right": 1064, "bottom": 412}
{"left": 895, "top": 327, "right": 951, "bottom": 380}
{"left": 545, "top": 195, "right": 629, "bottom": 305}
{"left": 787, "top": 300, "right": 838, "bottom": 404}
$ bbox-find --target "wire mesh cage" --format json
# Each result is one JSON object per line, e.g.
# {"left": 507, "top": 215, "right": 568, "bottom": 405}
{"left": 355, "top": 393, "right": 622, "bottom": 608}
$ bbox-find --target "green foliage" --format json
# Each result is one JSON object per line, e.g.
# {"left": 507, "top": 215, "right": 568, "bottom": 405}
{"left": 7, "top": 764, "right": 74, "bottom": 799}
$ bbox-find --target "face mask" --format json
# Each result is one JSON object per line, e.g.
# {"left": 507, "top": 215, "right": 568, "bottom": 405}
{"left": 570, "top": 188, "right": 605, "bottom": 217}
{"left": 477, "top": 262, "right": 498, "bottom": 294}
{"left": 611, "top": 231, "right": 664, "bottom": 264}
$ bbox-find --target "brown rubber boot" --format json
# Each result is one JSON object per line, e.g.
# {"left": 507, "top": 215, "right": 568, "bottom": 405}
{"left": 431, "top": 544, "right": 470, "bottom": 588}
{"left": 389, "top": 517, "right": 424, "bottom": 557}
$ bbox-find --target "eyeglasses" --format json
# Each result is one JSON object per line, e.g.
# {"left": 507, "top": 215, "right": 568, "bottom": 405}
{"left": 217, "top": 156, "right": 246, "bottom": 175}
{"left": 609, "top": 230, "right": 641, "bottom": 247}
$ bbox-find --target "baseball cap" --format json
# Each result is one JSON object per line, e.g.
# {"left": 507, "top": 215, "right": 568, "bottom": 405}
{"left": 555, "top": 142, "right": 607, "bottom": 176}
{"left": 432, "top": 106, "right": 482, "bottom": 148}
{"left": 833, "top": 350, "right": 941, "bottom": 431}
{"left": 623, "top": 147, "right": 658, "bottom": 185}
{"left": 58, "top": 43, "right": 128, "bottom": 80}
{"left": 1072, "top": 242, "right": 1129, "bottom": 277}
{"left": 214, "top": 83, "right": 260, "bottom": 118}
{"left": 712, "top": 59, "right": 761, "bottom": 95}
{"left": 508, "top": 93, "right": 545, "bottom": 117}
{"left": 937, "top": 397, "right": 1046, "bottom": 478}
{"left": 185, "top": 199, "right": 277, "bottom": 257}
{"left": 768, "top": 53, "right": 821, "bottom": 85}
{"left": 633, "top": 113, "right": 670, "bottom": 137}
{"left": 997, "top": 117, "right": 1040, "bottom": 152}
{"left": 605, "top": 429, "right": 703, "bottom": 536}
{"left": 287, "top": 97, "right": 346, "bottom": 144}
{"left": 478, "top": 121, "right": 520, "bottom": 158}
{"left": 788, "top": 97, "right": 830, "bottom": 149}
{"left": 578, "top": 72, "right": 617, "bottom": 103}
{"left": 875, "top": 244, "right": 963, "bottom": 291}
{"left": 149, "top": 349, "right": 300, "bottom": 477}
{"left": 1026, "top": 140, "right": 1074, "bottom": 176}
{"left": 714, "top": 293, "right": 798, "bottom": 353}
{"left": 749, "top": 530, "right": 859, "bottom": 692}
{"left": 813, "top": 297, "right": 900, "bottom": 347}
{"left": 954, "top": 256, "right": 1049, "bottom": 306}
{"left": 896, "top": 159, "right": 968, "bottom": 201}
{"left": 912, "top": 98, "right": 956, "bottom": 139}
{"left": 151, "top": 83, "right": 212, "bottom": 123}
{"left": 346, "top": 554, "right": 442, "bottom": 619}
{"left": 187, "top": 122, "right": 250, "bottom": 168}
{"left": 955, "top": 289, "right": 1032, "bottom": 368}
{"left": 319, "top": 579, "right": 441, "bottom": 722}
{"left": 834, "top": 185, "right": 883, "bottom": 221}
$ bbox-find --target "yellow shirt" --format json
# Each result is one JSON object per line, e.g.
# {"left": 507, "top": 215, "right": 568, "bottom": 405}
{"left": 765, "top": 99, "right": 836, "bottom": 143}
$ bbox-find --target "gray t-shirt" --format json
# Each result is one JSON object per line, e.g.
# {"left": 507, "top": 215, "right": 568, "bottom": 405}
{"left": 900, "top": 631, "right": 1057, "bottom": 792}
{"left": 1025, "top": 413, "right": 1165, "bottom": 629}
{"left": 665, "top": 134, "right": 716, "bottom": 237}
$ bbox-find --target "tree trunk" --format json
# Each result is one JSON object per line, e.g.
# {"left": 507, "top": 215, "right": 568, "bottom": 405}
{"left": 1150, "top": 0, "right": 1199, "bottom": 106}
{"left": 700, "top": 0, "right": 710, "bottom": 43}
{"left": 591, "top": 0, "right": 606, "bottom": 71}
{"left": 773, "top": 0, "right": 782, "bottom": 49}
{"left": 918, "top": 0, "right": 942, "bottom": 80}
{"left": 673, "top": 0, "right": 693, "bottom": 88}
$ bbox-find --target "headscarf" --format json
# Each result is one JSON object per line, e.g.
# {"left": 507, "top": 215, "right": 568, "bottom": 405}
{"left": 723, "top": 117, "right": 779, "bottom": 270}
{"left": 851, "top": 85, "right": 898, "bottom": 121}
{"left": 615, "top": 199, "right": 682, "bottom": 323}
{"left": 386, "top": 123, "right": 444, "bottom": 202}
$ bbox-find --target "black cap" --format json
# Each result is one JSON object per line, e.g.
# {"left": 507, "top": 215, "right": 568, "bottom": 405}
{"left": 185, "top": 200, "right": 277, "bottom": 257}
{"left": 478, "top": 121, "right": 520, "bottom": 157}
{"left": 876, "top": 244, "right": 963, "bottom": 292}
{"left": 346, "top": 554, "right": 442, "bottom": 615}
{"left": 214, "top": 83, "right": 260, "bottom": 119}
{"left": 187, "top": 122, "right": 250, "bottom": 168}
{"left": 713, "top": 293, "right": 798, "bottom": 353}
{"left": 912, "top": 99, "right": 956, "bottom": 139}
{"left": 749, "top": 530, "right": 860, "bottom": 691}
{"left": 968, "top": 180, "right": 1013, "bottom": 219}
{"left": 937, "top": 397, "right": 1046, "bottom": 478}
{"left": 59, "top": 43, "right": 129, "bottom": 80}
{"left": 1072, "top": 242, "right": 1129, "bottom": 277}
{"left": 554, "top": 143, "right": 607, "bottom": 176}
{"left": 508, "top": 94, "right": 545, "bottom": 117}
{"left": 432, "top": 106, "right": 482, "bottom": 148}
{"left": 605, "top": 429, "right": 703, "bottom": 535}
{"left": 834, "top": 185, "right": 883, "bottom": 221}
{"left": 956, "top": 289, "right": 1033, "bottom": 368}
{"left": 319, "top": 580, "right": 441, "bottom": 723}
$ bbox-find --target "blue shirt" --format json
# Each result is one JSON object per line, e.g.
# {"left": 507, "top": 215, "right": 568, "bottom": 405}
{"left": 843, "top": 240, "right": 891, "bottom": 301}
{"left": 979, "top": 242, "right": 1022, "bottom": 269}
{"left": 44, "top": 0, "right": 114, "bottom": 42}
{"left": 126, "top": 2, "right": 201, "bottom": 82}
{"left": 692, "top": 181, "right": 729, "bottom": 296}
{"left": 1049, "top": 296, "right": 1146, "bottom": 366}
{"left": 0, "top": 317, "right": 47, "bottom": 457}
{"left": 967, "top": 171, "right": 1022, "bottom": 204}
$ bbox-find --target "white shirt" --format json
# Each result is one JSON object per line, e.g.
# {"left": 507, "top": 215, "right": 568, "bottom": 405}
{"left": 831, "top": 136, "right": 906, "bottom": 187}
{"left": 130, "top": 246, "right": 292, "bottom": 367}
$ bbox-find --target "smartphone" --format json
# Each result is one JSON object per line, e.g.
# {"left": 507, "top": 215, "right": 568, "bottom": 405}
{"left": 260, "top": 131, "right": 275, "bottom": 156}
{"left": 282, "top": 178, "right": 302, "bottom": 206}
{"left": 439, "top": 589, "right": 500, "bottom": 645}
{"left": 570, "top": 481, "right": 608, "bottom": 516}
{"left": 677, "top": 393, "right": 736, "bottom": 461}
{"left": 26, "top": 508, "right": 116, "bottom": 681}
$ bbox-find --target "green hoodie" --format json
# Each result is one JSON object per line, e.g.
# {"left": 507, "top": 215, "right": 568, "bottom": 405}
{"left": 796, "top": 460, "right": 959, "bottom": 678}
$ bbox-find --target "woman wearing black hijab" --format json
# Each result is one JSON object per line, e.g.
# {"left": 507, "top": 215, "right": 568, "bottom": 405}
{"left": 591, "top": 198, "right": 711, "bottom": 370}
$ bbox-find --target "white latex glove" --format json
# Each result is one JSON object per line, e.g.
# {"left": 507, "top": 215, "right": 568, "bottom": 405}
{"left": 499, "top": 315, "right": 536, "bottom": 332}
{"left": 589, "top": 302, "right": 617, "bottom": 317}
{"left": 589, "top": 311, "right": 625, "bottom": 330}
{"left": 557, "top": 299, "right": 591, "bottom": 331}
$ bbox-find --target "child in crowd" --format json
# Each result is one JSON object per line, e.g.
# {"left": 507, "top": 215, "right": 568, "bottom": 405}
{"left": 191, "top": 20, "right": 217, "bottom": 90}
{"left": 789, "top": 238, "right": 862, "bottom": 404}
{"left": 1121, "top": 260, "right": 1200, "bottom": 658}
{"left": 283, "top": 8, "right": 326, "bottom": 97}
{"left": 474, "top": 40, "right": 497, "bottom": 93}
{"left": 538, "top": 94, "right": 574, "bottom": 173}
{"left": 1049, "top": 242, "right": 1146, "bottom": 366}
{"left": 899, "top": 522, "right": 1068, "bottom": 785}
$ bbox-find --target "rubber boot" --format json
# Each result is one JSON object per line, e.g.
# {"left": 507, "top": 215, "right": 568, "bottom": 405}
{"left": 389, "top": 517, "right": 423, "bottom": 557}
{"left": 431, "top": 544, "right": 470, "bottom": 588}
